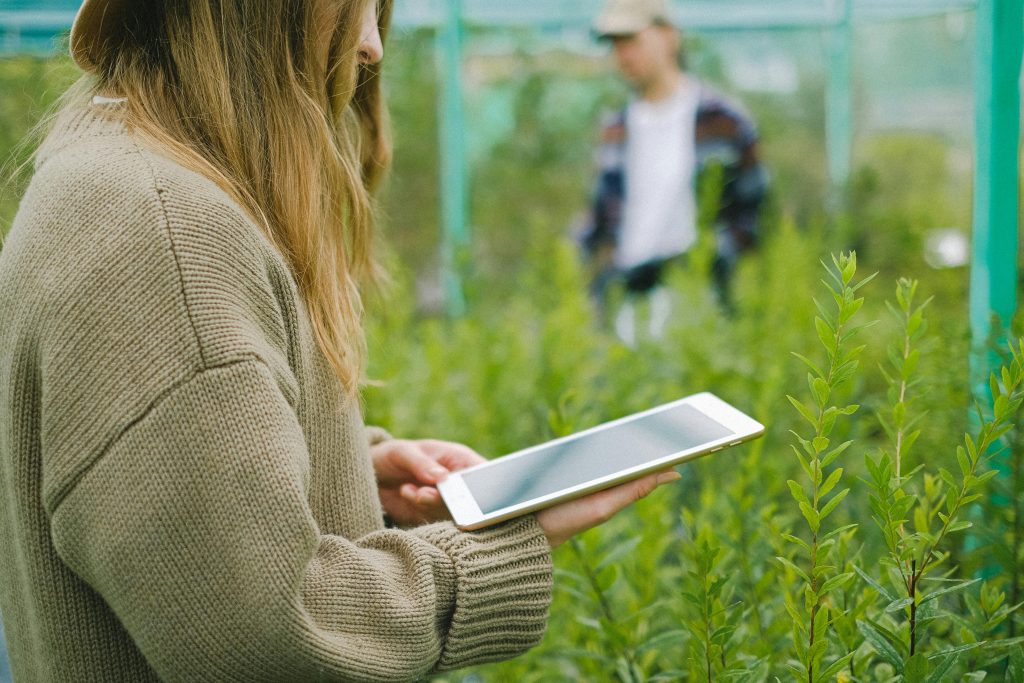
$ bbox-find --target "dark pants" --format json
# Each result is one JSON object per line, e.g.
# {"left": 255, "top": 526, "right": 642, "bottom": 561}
{"left": 621, "top": 255, "right": 686, "bottom": 295}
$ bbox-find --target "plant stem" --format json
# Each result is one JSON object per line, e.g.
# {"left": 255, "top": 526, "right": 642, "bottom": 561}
{"left": 806, "top": 299, "right": 848, "bottom": 682}
{"left": 1012, "top": 420, "right": 1022, "bottom": 639}
{"left": 570, "top": 540, "right": 638, "bottom": 681}
{"left": 917, "top": 418, "right": 998, "bottom": 579}
{"left": 704, "top": 567, "right": 713, "bottom": 683}
{"left": 808, "top": 531, "right": 819, "bottom": 683}
{"left": 893, "top": 322, "right": 914, "bottom": 616}
{"left": 895, "top": 332, "right": 911, "bottom": 480}
{"left": 909, "top": 559, "right": 917, "bottom": 655}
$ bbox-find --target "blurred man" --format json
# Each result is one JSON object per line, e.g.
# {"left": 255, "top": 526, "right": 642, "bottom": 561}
{"left": 580, "top": 0, "right": 768, "bottom": 343}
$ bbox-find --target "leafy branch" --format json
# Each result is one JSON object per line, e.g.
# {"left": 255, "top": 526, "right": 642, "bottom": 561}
{"left": 860, "top": 279, "right": 1024, "bottom": 678}
{"left": 782, "top": 252, "right": 873, "bottom": 682}
{"left": 679, "top": 523, "right": 744, "bottom": 682}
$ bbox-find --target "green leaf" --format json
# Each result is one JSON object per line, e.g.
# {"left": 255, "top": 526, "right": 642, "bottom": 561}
{"left": 926, "top": 641, "right": 986, "bottom": 660}
{"left": 787, "top": 480, "right": 810, "bottom": 505}
{"left": 710, "top": 624, "right": 737, "bottom": 645}
{"left": 857, "top": 619, "right": 904, "bottom": 672}
{"left": 819, "top": 487, "right": 849, "bottom": 520}
{"left": 894, "top": 400, "right": 907, "bottom": 429}
{"left": 842, "top": 252, "right": 857, "bottom": 283}
{"left": 616, "top": 657, "right": 641, "bottom": 683}
{"left": 903, "top": 429, "right": 922, "bottom": 457}
{"left": 1006, "top": 646, "right": 1024, "bottom": 682}
{"left": 812, "top": 377, "right": 830, "bottom": 406}
{"left": 782, "top": 533, "right": 810, "bottom": 552}
{"left": 956, "top": 446, "right": 971, "bottom": 477}
{"left": 574, "top": 615, "right": 602, "bottom": 630}
{"left": 816, "top": 317, "right": 837, "bottom": 355}
{"left": 791, "top": 446, "right": 815, "bottom": 481}
{"left": 596, "top": 563, "right": 619, "bottom": 592}
{"left": 853, "top": 564, "right": 897, "bottom": 602}
{"left": 925, "top": 652, "right": 960, "bottom": 683}
{"left": 635, "top": 629, "right": 686, "bottom": 653}
{"left": 884, "top": 596, "right": 914, "bottom": 613}
{"left": 822, "top": 440, "right": 853, "bottom": 467}
{"left": 920, "top": 578, "right": 982, "bottom": 605}
{"left": 905, "top": 653, "right": 930, "bottom": 683}
{"left": 819, "top": 572, "right": 854, "bottom": 594}
{"left": 792, "top": 352, "right": 824, "bottom": 378}
{"left": 820, "top": 468, "right": 843, "bottom": 498}
{"left": 799, "top": 502, "right": 820, "bottom": 533}
{"left": 596, "top": 536, "right": 643, "bottom": 571}
{"left": 938, "top": 467, "right": 959, "bottom": 492}
{"left": 776, "top": 556, "right": 810, "bottom": 583}
{"left": 787, "top": 395, "right": 818, "bottom": 427}
{"left": 818, "top": 653, "right": 855, "bottom": 682}
{"left": 840, "top": 295, "right": 865, "bottom": 324}
{"left": 821, "top": 523, "right": 858, "bottom": 543}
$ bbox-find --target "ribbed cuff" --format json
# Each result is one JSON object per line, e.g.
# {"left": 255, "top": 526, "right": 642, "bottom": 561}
{"left": 414, "top": 515, "right": 553, "bottom": 671}
{"left": 364, "top": 425, "right": 392, "bottom": 447}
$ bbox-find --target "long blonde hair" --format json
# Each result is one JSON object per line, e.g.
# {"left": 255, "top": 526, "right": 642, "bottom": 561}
{"left": 77, "top": 0, "right": 393, "bottom": 395}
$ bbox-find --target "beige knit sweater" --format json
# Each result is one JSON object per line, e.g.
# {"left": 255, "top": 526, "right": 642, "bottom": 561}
{"left": 0, "top": 100, "right": 552, "bottom": 682}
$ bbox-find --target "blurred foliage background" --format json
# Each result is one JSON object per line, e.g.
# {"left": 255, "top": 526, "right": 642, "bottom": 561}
{"left": 2, "top": 15, "right": 1023, "bottom": 682}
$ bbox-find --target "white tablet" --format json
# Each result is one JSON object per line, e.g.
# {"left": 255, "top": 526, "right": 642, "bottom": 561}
{"left": 438, "top": 392, "right": 764, "bottom": 530}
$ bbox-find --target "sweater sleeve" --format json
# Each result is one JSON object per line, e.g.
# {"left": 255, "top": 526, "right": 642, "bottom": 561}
{"left": 48, "top": 358, "right": 552, "bottom": 682}
{"left": 365, "top": 425, "right": 393, "bottom": 447}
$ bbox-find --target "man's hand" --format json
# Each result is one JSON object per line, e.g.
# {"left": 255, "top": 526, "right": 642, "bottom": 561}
{"left": 370, "top": 439, "right": 486, "bottom": 526}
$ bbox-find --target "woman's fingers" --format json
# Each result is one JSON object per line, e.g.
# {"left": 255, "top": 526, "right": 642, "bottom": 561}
{"left": 421, "top": 440, "right": 487, "bottom": 471}
{"left": 536, "top": 469, "right": 682, "bottom": 548}
{"left": 589, "top": 470, "right": 681, "bottom": 523}
{"left": 386, "top": 443, "right": 448, "bottom": 485}
{"left": 400, "top": 483, "right": 441, "bottom": 505}
{"left": 377, "top": 439, "right": 487, "bottom": 489}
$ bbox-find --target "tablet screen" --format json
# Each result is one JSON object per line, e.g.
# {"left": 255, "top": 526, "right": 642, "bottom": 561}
{"left": 461, "top": 403, "right": 733, "bottom": 514}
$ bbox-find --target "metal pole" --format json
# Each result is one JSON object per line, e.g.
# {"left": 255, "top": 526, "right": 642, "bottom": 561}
{"left": 969, "top": 0, "right": 1022, "bottom": 386}
{"left": 436, "top": 0, "right": 469, "bottom": 317}
{"left": 825, "top": 0, "right": 854, "bottom": 195}
{"left": 966, "top": 0, "right": 1022, "bottom": 562}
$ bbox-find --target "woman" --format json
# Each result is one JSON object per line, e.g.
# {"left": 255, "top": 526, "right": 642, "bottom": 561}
{"left": 0, "top": 1, "right": 680, "bottom": 680}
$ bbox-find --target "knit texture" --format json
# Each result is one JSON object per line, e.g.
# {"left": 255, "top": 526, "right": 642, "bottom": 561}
{"left": 0, "top": 101, "right": 552, "bottom": 682}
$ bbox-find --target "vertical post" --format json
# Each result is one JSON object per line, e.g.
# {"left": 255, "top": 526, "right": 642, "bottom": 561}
{"left": 825, "top": 0, "right": 853, "bottom": 196}
{"left": 966, "top": 0, "right": 1022, "bottom": 563}
{"left": 437, "top": 0, "right": 469, "bottom": 317}
{"left": 969, "top": 0, "right": 1022, "bottom": 389}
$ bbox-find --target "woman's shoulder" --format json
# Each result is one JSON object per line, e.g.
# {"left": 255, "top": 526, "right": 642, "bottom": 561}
{"left": 1, "top": 104, "right": 305, "bottom": 500}
{"left": 8, "top": 101, "right": 300, "bottom": 373}
{"left": 31, "top": 103, "right": 277, "bottom": 266}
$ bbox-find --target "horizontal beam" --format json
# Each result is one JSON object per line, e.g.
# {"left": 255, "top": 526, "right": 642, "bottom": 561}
{"left": 390, "top": 0, "right": 979, "bottom": 29}
{"left": 0, "top": 0, "right": 982, "bottom": 39}
{"left": 0, "top": 11, "right": 76, "bottom": 30}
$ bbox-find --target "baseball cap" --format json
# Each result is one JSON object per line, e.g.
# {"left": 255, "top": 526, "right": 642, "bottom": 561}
{"left": 594, "top": 0, "right": 675, "bottom": 38}
{"left": 70, "top": 0, "right": 133, "bottom": 73}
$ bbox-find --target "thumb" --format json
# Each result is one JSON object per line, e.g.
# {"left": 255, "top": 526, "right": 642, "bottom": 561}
{"left": 629, "top": 469, "right": 682, "bottom": 504}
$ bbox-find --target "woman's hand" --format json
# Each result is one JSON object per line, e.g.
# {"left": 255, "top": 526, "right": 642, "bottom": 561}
{"left": 535, "top": 469, "right": 682, "bottom": 548}
{"left": 370, "top": 438, "right": 486, "bottom": 526}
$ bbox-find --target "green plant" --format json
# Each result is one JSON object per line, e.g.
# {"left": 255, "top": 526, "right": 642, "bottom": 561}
{"left": 781, "top": 252, "right": 874, "bottom": 682}
{"left": 859, "top": 279, "right": 1024, "bottom": 679}
{"left": 676, "top": 519, "right": 748, "bottom": 682}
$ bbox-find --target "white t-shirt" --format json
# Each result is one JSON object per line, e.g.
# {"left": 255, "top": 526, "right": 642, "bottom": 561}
{"left": 615, "top": 78, "right": 700, "bottom": 270}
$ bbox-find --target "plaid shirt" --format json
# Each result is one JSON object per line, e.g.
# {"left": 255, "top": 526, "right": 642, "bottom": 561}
{"left": 582, "top": 82, "right": 769, "bottom": 265}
